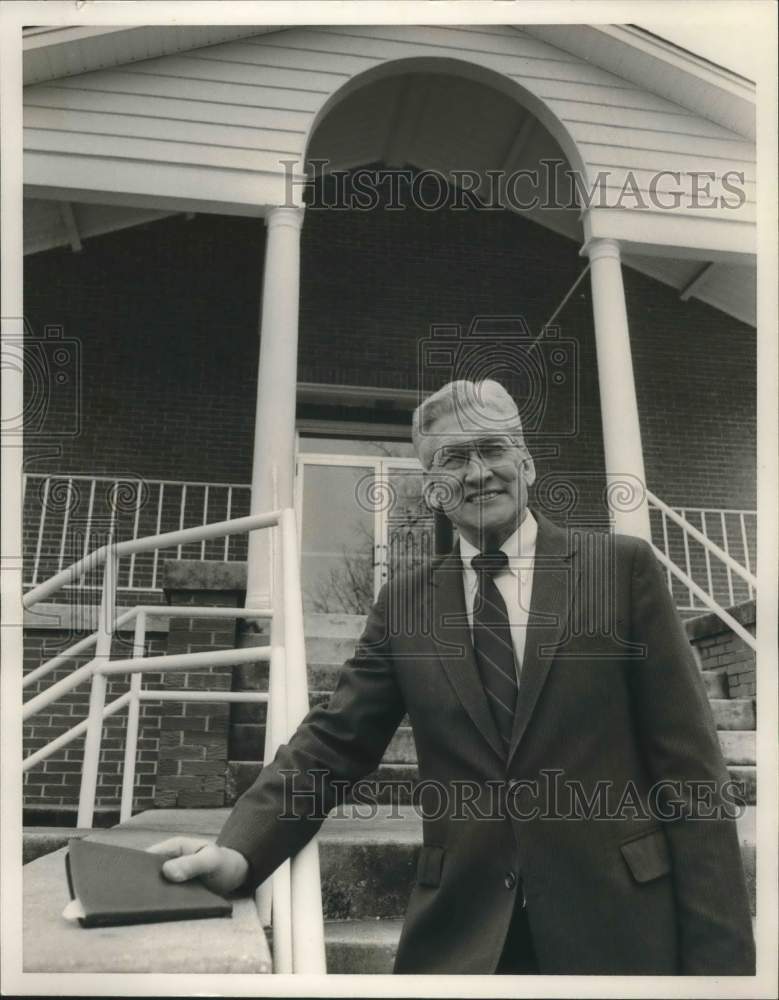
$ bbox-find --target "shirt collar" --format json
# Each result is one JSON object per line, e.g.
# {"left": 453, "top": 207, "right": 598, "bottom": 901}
{"left": 459, "top": 509, "right": 538, "bottom": 572}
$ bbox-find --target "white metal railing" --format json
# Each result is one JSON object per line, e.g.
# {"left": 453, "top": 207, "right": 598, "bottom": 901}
{"left": 647, "top": 491, "right": 757, "bottom": 649}
{"left": 24, "top": 472, "right": 758, "bottom": 616}
{"left": 22, "top": 473, "right": 251, "bottom": 591}
{"left": 22, "top": 505, "right": 326, "bottom": 974}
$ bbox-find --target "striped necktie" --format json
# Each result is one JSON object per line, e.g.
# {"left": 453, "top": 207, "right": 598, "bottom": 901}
{"left": 471, "top": 550, "right": 518, "bottom": 753}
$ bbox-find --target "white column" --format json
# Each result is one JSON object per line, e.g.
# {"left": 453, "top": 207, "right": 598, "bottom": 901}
{"left": 247, "top": 206, "right": 304, "bottom": 609}
{"left": 586, "top": 237, "right": 651, "bottom": 540}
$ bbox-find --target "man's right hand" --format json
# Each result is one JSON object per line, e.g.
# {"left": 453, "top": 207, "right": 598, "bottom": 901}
{"left": 147, "top": 836, "right": 249, "bottom": 896}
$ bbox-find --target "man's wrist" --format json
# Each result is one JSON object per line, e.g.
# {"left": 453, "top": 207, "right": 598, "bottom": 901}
{"left": 219, "top": 845, "right": 250, "bottom": 892}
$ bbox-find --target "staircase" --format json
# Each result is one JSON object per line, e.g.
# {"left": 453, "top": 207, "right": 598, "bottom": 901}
{"left": 222, "top": 611, "right": 757, "bottom": 972}
{"left": 23, "top": 606, "right": 757, "bottom": 973}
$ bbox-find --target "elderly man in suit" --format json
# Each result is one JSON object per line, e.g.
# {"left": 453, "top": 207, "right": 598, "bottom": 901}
{"left": 152, "top": 379, "right": 754, "bottom": 975}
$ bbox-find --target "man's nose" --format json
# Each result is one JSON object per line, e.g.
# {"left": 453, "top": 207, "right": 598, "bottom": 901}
{"left": 463, "top": 452, "right": 492, "bottom": 481}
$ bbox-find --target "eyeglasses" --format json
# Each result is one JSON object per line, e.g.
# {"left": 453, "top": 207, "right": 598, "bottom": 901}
{"left": 431, "top": 436, "right": 518, "bottom": 472}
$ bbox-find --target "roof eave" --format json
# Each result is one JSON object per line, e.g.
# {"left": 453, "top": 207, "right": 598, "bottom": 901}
{"left": 22, "top": 24, "right": 285, "bottom": 86}
{"left": 521, "top": 24, "right": 755, "bottom": 141}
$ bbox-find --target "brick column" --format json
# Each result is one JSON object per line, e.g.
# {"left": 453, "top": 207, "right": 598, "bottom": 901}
{"left": 155, "top": 561, "right": 246, "bottom": 808}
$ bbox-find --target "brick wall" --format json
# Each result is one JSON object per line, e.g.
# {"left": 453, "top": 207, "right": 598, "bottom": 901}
{"left": 23, "top": 189, "right": 756, "bottom": 515}
{"left": 153, "top": 563, "right": 245, "bottom": 809}
{"left": 687, "top": 601, "right": 757, "bottom": 698}
{"left": 23, "top": 215, "right": 263, "bottom": 484}
{"left": 23, "top": 629, "right": 166, "bottom": 814}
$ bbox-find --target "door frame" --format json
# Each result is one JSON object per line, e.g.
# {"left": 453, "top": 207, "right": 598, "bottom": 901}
{"left": 294, "top": 445, "right": 423, "bottom": 603}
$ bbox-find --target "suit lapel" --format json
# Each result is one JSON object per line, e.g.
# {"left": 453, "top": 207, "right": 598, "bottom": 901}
{"left": 428, "top": 548, "right": 504, "bottom": 760}
{"left": 506, "top": 510, "right": 579, "bottom": 765}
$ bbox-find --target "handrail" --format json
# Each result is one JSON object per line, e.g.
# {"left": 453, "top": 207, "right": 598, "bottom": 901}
{"left": 280, "top": 507, "right": 327, "bottom": 972}
{"left": 22, "top": 607, "right": 137, "bottom": 688}
{"left": 97, "top": 644, "right": 273, "bottom": 676}
{"left": 23, "top": 606, "right": 273, "bottom": 703}
{"left": 651, "top": 544, "right": 756, "bottom": 650}
{"left": 646, "top": 490, "right": 756, "bottom": 588}
{"left": 22, "top": 691, "right": 133, "bottom": 771}
{"left": 22, "top": 503, "right": 326, "bottom": 973}
{"left": 23, "top": 509, "right": 282, "bottom": 609}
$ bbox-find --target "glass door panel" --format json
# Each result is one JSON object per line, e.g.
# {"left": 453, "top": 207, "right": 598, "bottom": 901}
{"left": 298, "top": 461, "right": 378, "bottom": 615}
{"left": 380, "top": 463, "right": 434, "bottom": 587}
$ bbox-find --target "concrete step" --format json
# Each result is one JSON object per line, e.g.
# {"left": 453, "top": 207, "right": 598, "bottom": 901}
{"left": 738, "top": 805, "right": 756, "bottom": 913}
{"left": 228, "top": 755, "right": 755, "bottom": 806}
{"left": 701, "top": 668, "right": 729, "bottom": 699}
{"left": 325, "top": 918, "right": 403, "bottom": 973}
{"left": 729, "top": 765, "right": 756, "bottom": 806}
{"left": 710, "top": 698, "right": 756, "bottom": 731}
{"left": 718, "top": 731, "right": 756, "bottom": 766}
{"left": 308, "top": 662, "right": 346, "bottom": 692}
{"left": 306, "top": 636, "right": 359, "bottom": 666}
{"left": 385, "top": 727, "right": 416, "bottom": 764}
{"left": 305, "top": 613, "right": 367, "bottom": 640}
{"left": 23, "top": 800, "right": 753, "bottom": 979}
{"left": 318, "top": 804, "right": 421, "bottom": 920}
{"left": 22, "top": 815, "right": 271, "bottom": 973}
{"left": 225, "top": 760, "right": 420, "bottom": 807}
{"left": 22, "top": 826, "right": 90, "bottom": 865}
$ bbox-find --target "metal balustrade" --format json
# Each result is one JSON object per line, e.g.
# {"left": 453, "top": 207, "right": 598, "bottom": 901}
{"left": 22, "top": 504, "right": 326, "bottom": 975}
{"left": 23, "top": 473, "right": 757, "bottom": 617}
{"left": 647, "top": 498, "right": 756, "bottom": 612}
{"left": 647, "top": 491, "right": 757, "bottom": 649}
{"left": 22, "top": 473, "right": 251, "bottom": 591}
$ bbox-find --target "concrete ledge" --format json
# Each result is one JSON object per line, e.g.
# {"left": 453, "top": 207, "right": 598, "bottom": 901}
{"left": 23, "top": 819, "right": 271, "bottom": 973}
{"left": 685, "top": 599, "right": 755, "bottom": 641}
{"left": 325, "top": 917, "right": 402, "bottom": 973}
{"left": 163, "top": 559, "right": 247, "bottom": 595}
{"left": 23, "top": 603, "right": 170, "bottom": 634}
{"left": 23, "top": 827, "right": 91, "bottom": 864}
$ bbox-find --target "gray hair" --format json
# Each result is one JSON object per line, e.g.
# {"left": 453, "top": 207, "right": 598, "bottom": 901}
{"left": 411, "top": 379, "right": 526, "bottom": 466}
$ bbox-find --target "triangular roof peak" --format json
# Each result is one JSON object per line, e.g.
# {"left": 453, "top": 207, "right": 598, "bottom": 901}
{"left": 23, "top": 21, "right": 755, "bottom": 140}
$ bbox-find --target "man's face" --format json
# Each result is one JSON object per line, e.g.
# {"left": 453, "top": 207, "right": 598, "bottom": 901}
{"left": 419, "top": 410, "right": 536, "bottom": 550}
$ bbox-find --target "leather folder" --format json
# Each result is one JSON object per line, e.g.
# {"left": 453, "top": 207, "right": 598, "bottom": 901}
{"left": 65, "top": 838, "right": 233, "bottom": 928}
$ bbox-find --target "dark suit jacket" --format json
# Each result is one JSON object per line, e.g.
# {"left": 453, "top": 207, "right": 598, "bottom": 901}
{"left": 218, "top": 510, "right": 755, "bottom": 975}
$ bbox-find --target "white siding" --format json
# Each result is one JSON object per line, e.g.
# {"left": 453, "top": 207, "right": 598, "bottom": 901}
{"left": 23, "top": 24, "right": 756, "bottom": 238}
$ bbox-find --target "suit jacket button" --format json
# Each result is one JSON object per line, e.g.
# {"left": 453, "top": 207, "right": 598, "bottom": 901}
{"left": 504, "top": 872, "right": 517, "bottom": 890}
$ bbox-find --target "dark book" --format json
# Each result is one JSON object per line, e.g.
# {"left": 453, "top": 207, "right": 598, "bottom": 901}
{"left": 65, "top": 838, "right": 233, "bottom": 928}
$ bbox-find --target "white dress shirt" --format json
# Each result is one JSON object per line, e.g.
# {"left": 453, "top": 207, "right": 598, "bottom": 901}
{"left": 458, "top": 509, "right": 538, "bottom": 677}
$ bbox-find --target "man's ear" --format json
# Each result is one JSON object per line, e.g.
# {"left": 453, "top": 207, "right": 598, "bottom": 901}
{"left": 522, "top": 454, "right": 536, "bottom": 488}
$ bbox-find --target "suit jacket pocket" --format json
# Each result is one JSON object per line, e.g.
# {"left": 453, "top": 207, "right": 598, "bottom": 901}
{"left": 620, "top": 829, "right": 672, "bottom": 883}
{"left": 416, "top": 845, "right": 445, "bottom": 888}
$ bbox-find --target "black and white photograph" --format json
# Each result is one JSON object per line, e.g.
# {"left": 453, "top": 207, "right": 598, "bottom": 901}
{"left": 1, "top": 1, "right": 776, "bottom": 996}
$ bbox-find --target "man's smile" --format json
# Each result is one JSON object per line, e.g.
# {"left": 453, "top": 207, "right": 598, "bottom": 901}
{"left": 466, "top": 489, "right": 505, "bottom": 504}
